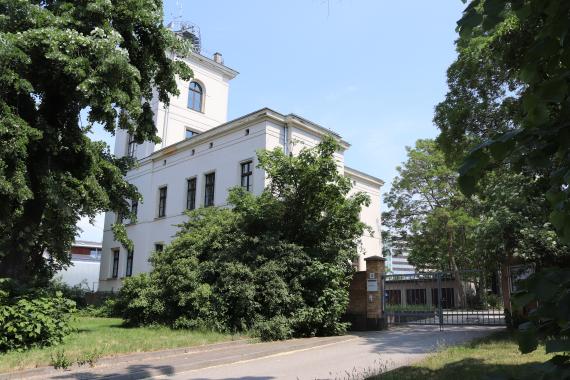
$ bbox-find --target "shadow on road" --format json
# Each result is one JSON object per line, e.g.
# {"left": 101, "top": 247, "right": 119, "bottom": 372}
{"left": 51, "top": 363, "right": 174, "bottom": 379}
{"left": 354, "top": 325, "right": 503, "bottom": 355}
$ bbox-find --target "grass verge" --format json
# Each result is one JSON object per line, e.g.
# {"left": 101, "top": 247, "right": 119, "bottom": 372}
{"left": 369, "top": 330, "right": 554, "bottom": 380}
{"left": 0, "top": 317, "right": 238, "bottom": 373}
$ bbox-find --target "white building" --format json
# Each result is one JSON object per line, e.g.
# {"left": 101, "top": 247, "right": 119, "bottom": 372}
{"left": 55, "top": 240, "right": 102, "bottom": 291}
{"left": 99, "top": 32, "right": 384, "bottom": 292}
{"left": 385, "top": 250, "right": 416, "bottom": 275}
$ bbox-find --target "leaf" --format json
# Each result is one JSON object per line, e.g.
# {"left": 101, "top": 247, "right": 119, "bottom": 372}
{"left": 538, "top": 77, "right": 568, "bottom": 104}
{"left": 457, "top": 11, "right": 483, "bottom": 37}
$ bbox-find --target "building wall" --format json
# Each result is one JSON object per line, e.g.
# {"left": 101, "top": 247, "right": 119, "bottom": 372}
{"left": 99, "top": 116, "right": 383, "bottom": 291}
{"left": 55, "top": 258, "right": 101, "bottom": 291}
{"left": 100, "top": 120, "right": 268, "bottom": 289}
{"left": 347, "top": 174, "right": 382, "bottom": 270}
{"left": 114, "top": 52, "right": 236, "bottom": 160}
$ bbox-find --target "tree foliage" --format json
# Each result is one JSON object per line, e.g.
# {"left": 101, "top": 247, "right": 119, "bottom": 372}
{"left": 383, "top": 140, "right": 477, "bottom": 272}
{"left": 454, "top": 0, "right": 570, "bottom": 243}
{"left": 115, "top": 138, "right": 370, "bottom": 339}
{"left": 0, "top": 0, "right": 192, "bottom": 284}
{"left": 434, "top": 0, "right": 570, "bottom": 372}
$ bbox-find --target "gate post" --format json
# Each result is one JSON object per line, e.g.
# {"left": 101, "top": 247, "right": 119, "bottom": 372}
{"left": 364, "top": 255, "right": 386, "bottom": 330}
{"left": 437, "top": 272, "right": 443, "bottom": 330}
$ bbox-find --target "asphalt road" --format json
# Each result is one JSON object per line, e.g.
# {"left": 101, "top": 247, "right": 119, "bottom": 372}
{"left": 168, "top": 325, "right": 501, "bottom": 380}
{"left": 5, "top": 325, "right": 501, "bottom": 380}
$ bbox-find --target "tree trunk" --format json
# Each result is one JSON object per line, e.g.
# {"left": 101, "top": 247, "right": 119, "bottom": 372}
{"left": 447, "top": 227, "right": 466, "bottom": 308}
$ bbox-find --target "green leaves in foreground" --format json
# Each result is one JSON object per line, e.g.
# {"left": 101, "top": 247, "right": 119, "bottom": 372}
{"left": 454, "top": 0, "right": 570, "bottom": 243}
{"left": 512, "top": 268, "right": 570, "bottom": 376}
{"left": 0, "top": 290, "right": 76, "bottom": 351}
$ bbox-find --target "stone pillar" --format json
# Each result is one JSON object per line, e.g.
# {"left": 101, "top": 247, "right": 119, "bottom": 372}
{"left": 364, "top": 255, "right": 386, "bottom": 329}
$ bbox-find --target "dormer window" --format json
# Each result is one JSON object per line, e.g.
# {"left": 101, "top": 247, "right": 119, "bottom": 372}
{"left": 188, "top": 81, "right": 203, "bottom": 112}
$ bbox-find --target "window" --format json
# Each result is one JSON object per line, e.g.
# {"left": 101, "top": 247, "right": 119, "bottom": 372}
{"left": 186, "top": 178, "right": 197, "bottom": 210}
{"left": 406, "top": 288, "right": 427, "bottom": 305}
{"left": 111, "top": 249, "right": 120, "bottom": 278}
{"left": 204, "top": 172, "right": 215, "bottom": 207}
{"left": 131, "top": 199, "right": 138, "bottom": 222}
{"left": 240, "top": 161, "right": 253, "bottom": 192}
{"left": 90, "top": 248, "right": 102, "bottom": 259}
{"left": 431, "top": 288, "right": 455, "bottom": 309}
{"left": 155, "top": 243, "right": 164, "bottom": 253}
{"left": 127, "top": 134, "right": 137, "bottom": 158}
{"left": 187, "top": 81, "right": 203, "bottom": 112}
{"left": 386, "top": 289, "right": 402, "bottom": 305}
{"left": 158, "top": 186, "right": 167, "bottom": 217}
{"left": 126, "top": 250, "right": 134, "bottom": 277}
{"left": 186, "top": 128, "right": 198, "bottom": 139}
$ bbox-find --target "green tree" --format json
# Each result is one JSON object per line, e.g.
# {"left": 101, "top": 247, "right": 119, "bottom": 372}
{"left": 116, "top": 137, "right": 371, "bottom": 339}
{"left": 453, "top": 0, "right": 570, "bottom": 242}
{"left": 383, "top": 139, "right": 477, "bottom": 305}
{"left": 0, "top": 0, "right": 192, "bottom": 284}
{"left": 436, "top": 0, "right": 570, "bottom": 371}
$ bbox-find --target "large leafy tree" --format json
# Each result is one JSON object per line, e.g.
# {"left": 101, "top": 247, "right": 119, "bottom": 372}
{"left": 453, "top": 0, "right": 570, "bottom": 242}
{"left": 435, "top": 0, "right": 570, "bottom": 371}
{"left": 0, "top": 0, "right": 191, "bottom": 284}
{"left": 115, "top": 138, "right": 371, "bottom": 339}
{"left": 383, "top": 140, "right": 477, "bottom": 304}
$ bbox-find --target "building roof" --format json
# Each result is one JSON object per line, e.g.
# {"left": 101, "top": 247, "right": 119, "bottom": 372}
{"left": 73, "top": 240, "right": 102, "bottom": 248}
{"left": 344, "top": 166, "right": 384, "bottom": 186}
{"left": 185, "top": 51, "right": 239, "bottom": 79}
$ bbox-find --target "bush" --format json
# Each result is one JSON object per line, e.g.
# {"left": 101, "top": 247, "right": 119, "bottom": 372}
{"left": 254, "top": 316, "right": 293, "bottom": 341}
{"left": 0, "top": 291, "right": 76, "bottom": 351}
{"left": 115, "top": 138, "right": 369, "bottom": 340}
{"left": 76, "top": 298, "right": 119, "bottom": 318}
{"left": 48, "top": 278, "right": 91, "bottom": 309}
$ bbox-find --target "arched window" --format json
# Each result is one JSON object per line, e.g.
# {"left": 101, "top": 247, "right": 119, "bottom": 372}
{"left": 187, "top": 81, "right": 203, "bottom": 112}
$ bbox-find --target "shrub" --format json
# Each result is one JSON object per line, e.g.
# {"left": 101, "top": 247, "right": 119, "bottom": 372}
{"left": 48, "top": 278, "right": 91, "bottom": 308}
{"left": 115, "top": 138, "right": 369, "bottom": 340}
{"left": 254, "top": 316, "right": 293, "bottom": 341}
{"left": 50, "top": 349, "right": 72, "bottom": 370}
{"left": 76, "top": 298, "right": 119, "bottom": 318}
{"left": 0, "top": 291, "right": 76, "bottom": 351}
{"left": 114, "top": 273, "right": 163, "bottom": 326}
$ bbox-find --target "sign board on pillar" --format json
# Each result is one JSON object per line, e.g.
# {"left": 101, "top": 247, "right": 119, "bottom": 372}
{"left": 367, "top": 279, "right": 378, "bottom": 292}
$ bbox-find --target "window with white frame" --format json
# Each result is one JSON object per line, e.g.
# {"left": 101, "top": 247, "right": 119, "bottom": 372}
{"left": 187, "top": 82, "right": 203, "bottom": 112}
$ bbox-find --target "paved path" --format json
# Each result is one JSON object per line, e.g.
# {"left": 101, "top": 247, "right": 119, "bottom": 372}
{"left": 3, "top": 325, "right": 502, "bottom": 380}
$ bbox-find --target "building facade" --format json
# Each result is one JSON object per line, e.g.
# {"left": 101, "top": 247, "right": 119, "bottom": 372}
{"left": 98, "top": 47, "right": 383, "bottom": 292}
{"left": 55, "top": 240, "right": 102, "bottom": 291}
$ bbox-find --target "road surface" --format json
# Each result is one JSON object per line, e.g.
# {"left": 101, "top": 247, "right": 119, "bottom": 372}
{"left": 4, "top": 325, "right": 502, "bottom": 380}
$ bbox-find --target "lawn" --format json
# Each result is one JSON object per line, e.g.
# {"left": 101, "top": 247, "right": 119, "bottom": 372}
{"left": 0, "top": 317, "right": 238, "bottom": 373}
{"left": 370, "top": 330, "right": 554, "bottom": 380}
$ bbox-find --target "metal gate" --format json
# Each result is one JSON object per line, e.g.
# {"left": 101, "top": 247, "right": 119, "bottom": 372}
{"left": 382, "top": 270, "right": 505, "bottom": 327}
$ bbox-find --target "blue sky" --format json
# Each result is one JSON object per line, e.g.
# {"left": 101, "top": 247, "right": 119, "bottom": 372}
{"left": 78, "top": 0, "right": 466, "bottom": 241}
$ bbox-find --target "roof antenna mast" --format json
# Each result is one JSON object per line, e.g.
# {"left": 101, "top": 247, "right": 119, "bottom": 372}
{"left": 166, "top": 0, "right": 202, "bottom": 54}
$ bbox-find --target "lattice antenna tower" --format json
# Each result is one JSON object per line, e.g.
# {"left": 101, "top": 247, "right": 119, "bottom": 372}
{"left": 166, "top": 0, "right": 201, "bottom": 53}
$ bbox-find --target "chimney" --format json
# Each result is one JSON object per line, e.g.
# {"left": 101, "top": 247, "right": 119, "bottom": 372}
{"left": 213, "top": 52, "right": 223, "bottom": 64}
